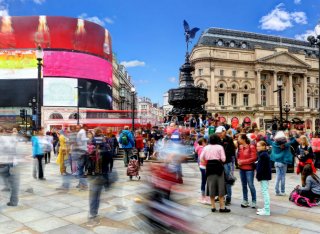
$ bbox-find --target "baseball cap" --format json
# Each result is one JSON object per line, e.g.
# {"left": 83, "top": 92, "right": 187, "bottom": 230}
{"left": 215, "top": 126, "right": 226, "bottom": 133}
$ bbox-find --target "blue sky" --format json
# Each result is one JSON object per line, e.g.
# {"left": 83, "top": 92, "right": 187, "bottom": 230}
{"left": 1, "top": 0, "right": 320, "bottom": 105}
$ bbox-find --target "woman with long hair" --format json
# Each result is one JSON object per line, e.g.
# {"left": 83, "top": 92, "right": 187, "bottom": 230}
{"left": 297, "top": 135, "right": 316, "bottom": 186}
{"left": 237, "top": 133, "right": 257, "bottom": 208}
{"left": 297, "top": 164, "right": 320, "bottom": 202}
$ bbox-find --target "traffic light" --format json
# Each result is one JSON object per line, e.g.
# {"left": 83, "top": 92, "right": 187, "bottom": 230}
{"left": 20, "top": 109, "right": 26, "bottom": 120}
{"left": 73, "top": 113, "right": 78, "bottom": 119}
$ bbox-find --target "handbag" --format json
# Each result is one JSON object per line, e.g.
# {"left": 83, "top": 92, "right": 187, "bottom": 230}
{"left": 225, "top": 171, "right": 237, "bottom": 185}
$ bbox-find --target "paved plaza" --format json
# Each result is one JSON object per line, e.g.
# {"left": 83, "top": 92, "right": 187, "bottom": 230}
{"left": 0, "top": 143, "right": 319, "bottom": 234}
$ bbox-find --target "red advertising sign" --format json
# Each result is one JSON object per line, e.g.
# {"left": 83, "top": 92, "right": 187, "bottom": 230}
{"left": 0, "top": 16, "right": 112, "bottom": 61}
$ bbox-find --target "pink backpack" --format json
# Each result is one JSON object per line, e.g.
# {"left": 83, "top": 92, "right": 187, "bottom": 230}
{"left": 289, "top": 188, "right": 317, "bottom": 208}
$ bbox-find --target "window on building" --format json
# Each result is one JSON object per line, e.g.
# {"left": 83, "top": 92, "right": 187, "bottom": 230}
{"left": 232, "top": 84, "right": 237, "bottom": 90}
{"left": 293, "top": 88, "right": 297, "bottom": 107}
{"left": 243, "top": 94, "right": 249, "bottom": 106}
{"left": 261, "top": 84, "right": 267, "bottom": 106}
{"left": 307, "top": 77, "right": 310, "bottom": 83}
{"left": 315, "top": 98, "right": 319, "bottom": 109}
{"left": 199, "top": 69, "right": 203, "bottom": 76}
{"left": 232, "top": 71, "right": 236, "bottom": 77}
{"left": 219, "top": 93, "right": 225, "bottom": 106}
{"left": 231, "top": 93, "right": 237, "bottom": 106}
{"left": 261, "top": 74, "right": 267, "bottom": 81}
{"left": 220, "top": 70, "right": 224, "bottom": 76}
{"left": 219, "top": 83, "right": 224, "bottom": 89}
{"left": 141, "top": 104, "right": 147, "bottom": 110}
{"left": 244, "top": 85, "right": 248, "bottom": 90}
{"left": 307, "top": 97, "right": 311, "bottom": 108}
{"left": 244, "top": 71, "right": 248, "bottom": 78}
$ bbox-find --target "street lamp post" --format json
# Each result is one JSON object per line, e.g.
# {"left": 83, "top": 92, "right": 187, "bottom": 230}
{"left": 74, "top": 86, "right": 83, "bottom": 125}
{"left": 284, "top": 101, "right": 290, "bottom": 129}
{"left": 307, "top": 23, "right": 320, "bottom": 132}
{"left": 274, "top": 76, "right": 283, "bottom": 129}
{"left": 131, "top": 87, "right": 136, "bottom": 132}
{"left": 28, "top": 97, "right": 37, "bottom": 132}
{"left": 35, "top": 46, "right": 44, "bottom": 131}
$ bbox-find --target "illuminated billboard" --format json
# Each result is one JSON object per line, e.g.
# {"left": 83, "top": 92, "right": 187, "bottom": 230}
{"left": 0, "top": 16, "right": 112, "bottom": 61}
{"left": 0, "top": 79, "right": 37, "bottom": 107}
{"left": 43, "top": 51, "right": 112, "bottom": 85}
{"left": 43, "top": 78, "right": 78, "bottom": 107}
{"left": 78, "top": 79, "right": 112, "bottom": 109}
{"left": 0, "top": 50, "right": 37, "bottom": 79}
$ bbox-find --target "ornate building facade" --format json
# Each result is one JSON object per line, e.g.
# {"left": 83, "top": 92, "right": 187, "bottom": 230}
{"left": 190, "top": 28, "right": 319, "bottom": 131}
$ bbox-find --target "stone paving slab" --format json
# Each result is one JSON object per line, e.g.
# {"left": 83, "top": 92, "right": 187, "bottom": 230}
{"left": 0, "top": 143, "right": 319, "bottom": 233}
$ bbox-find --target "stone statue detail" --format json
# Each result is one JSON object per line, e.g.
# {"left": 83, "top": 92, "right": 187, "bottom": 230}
{"left": 183, "top": 20, "right": 199, "bottom": 53}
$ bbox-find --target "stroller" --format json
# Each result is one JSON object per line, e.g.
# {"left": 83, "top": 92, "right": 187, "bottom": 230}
{"left": 127, "top": 154, "right": 141, "bottom": 180}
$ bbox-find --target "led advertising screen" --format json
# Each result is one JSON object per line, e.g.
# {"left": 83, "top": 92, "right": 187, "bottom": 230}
{"left": 0, "top": 79, "right": 37, "bottom": 107}
{"left": 0, "top": 16, "right": 112, "bottom": 61}
{"left": 78, "top": 79, "right": 112, "bottom": 110}
{"left": 43, "top": 51, "right": 112, "bottom": 86}
{"left": 0, "top": 50, "right": 37, "bottom": 79}
{"left": 43, "top": 78, "right": 78, "bottom": 107}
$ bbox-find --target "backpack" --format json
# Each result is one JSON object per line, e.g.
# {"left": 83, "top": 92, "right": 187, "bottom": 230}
{"left": 289, "top": 188, "right": 317, "bottom": 208}
{"left": 121, "top": 132, "right": 129, "bottom": 146}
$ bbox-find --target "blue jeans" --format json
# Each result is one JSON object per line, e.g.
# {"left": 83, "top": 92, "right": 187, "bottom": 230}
{"left": 275, "top": 162, "right": 287, "bottom": 194}
{"left": 200, "top": 168, "right": 206, "bottom": 196}
{"left": 89, "top": 175, "right": 108, "bottom": 218}
{"left": 224, "top": 162, "right": 233, "bottom": 201}
{"left": 123, "top": 148, "right": 133, "bottom": 166}
{"left": 239, "top": 170, "right": 256, "bottom": 202}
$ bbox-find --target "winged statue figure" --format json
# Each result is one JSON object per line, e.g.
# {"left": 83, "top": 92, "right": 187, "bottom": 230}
{"left": 183, "top": 20, "right": 200, "bottom": 52}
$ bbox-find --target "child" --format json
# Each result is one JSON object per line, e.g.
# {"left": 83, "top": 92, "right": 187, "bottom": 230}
{"left": 256, "top": 141, "right": 271, "bottom": 216}
{"left": 197, "top": 138, "right": 210, "bottom": 204}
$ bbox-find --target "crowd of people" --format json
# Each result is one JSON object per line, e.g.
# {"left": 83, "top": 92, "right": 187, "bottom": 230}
{"left": 1, "top": 112, "right": 320, "bottom": 228}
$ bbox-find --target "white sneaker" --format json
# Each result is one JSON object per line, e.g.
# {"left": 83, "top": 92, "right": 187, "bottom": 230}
{"left": 251, "top": 202, "right": 257, "bottom": 208}
{"left": 257, "top": 208, "right": 265, "bottom": 212}
{"left": 256, "top": 210, "right": 270, "bottom": 216}
{"left": 279, "top": 193, "right": 286, "bottom": 196}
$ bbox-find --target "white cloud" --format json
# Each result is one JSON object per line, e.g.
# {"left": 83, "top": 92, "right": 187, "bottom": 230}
{"left": 120, "top": 60, "right": 146, "bottom": 68}
{"left": 78, "top": 13, "right": 115, "bottom": 27}
{"left": 0, "top": 0, "right": 9, "bottom": 16}
{"left": 168, "top": 77, "right": 177, "bottom": 83}
{"left": 260, "top": 3, "right": 307, "bottom": 31}
{"left": 33, "top": 0, "right": 46, "bottom": 4}
{"left": 0, "top": 9, "right": 8, "bottom": 16}
{"left": 104, "top": 17, "right": 114, "bottom": 24}
{"left": 136, "top": 79, "right": 149, "bottom": 84}
{"left": 294, "top": 0, "right": 301, "bottom": 4}
{"left": 295, "top": 29, "right": 316, "bottom": 41}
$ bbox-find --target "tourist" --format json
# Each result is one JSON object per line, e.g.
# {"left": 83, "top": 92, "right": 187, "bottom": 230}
{"left": 256, "top": 141, "right": 272, "bottom": 216}
{"left": 297, "top": 164, "right": 320, "bottom": 203}
{"left": 119, "top": 126, "right": 135, "bottom": 167}
{"left": 297, "top": 135, "right": 316, "bottom": 186}
{"left": 32, "top": 128, "right": 49, "bottom": 180}
{"left": 135, "top": 130, "right": 145, "bottom": 165}
{"left": 56, "top": 130, "right": 68, "bottom": 175}
{"left": 197, "top": 138, "right": 210, "bottom": 204}
{"left": 237, "top": 133, "right": 257, "bottom": 208}
{"left": 267, "top": 130, "right": 296, "bottom": 196}
{"left": 216, "top": 126, "right": 236, "bottom": 205}
{"left": 200, "top": 134, "right": 230, "bottom": 213}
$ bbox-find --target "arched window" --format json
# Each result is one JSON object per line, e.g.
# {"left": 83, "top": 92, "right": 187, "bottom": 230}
{"left": 293, "top": 88, "right": 297, "bottom": 107}
{"left": 49, "top": 113, "right": 63, "bottom": 119}
{"left": 261, "top": 85, "right": 266, "bottom": 106}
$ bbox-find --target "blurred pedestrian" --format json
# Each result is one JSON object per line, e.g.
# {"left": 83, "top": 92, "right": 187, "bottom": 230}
{"left": 119, "top": 126, "right": 135, "bottom": 167}
{"left": 32, "top": 128, "right": 49, "bottom": 180}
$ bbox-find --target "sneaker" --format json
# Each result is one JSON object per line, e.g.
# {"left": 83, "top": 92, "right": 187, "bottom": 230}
{"left": 275, "top": 193, "right": 281, "bottom": 196}
{"left": 39, "top": 177, "right": 46, "bottom": 180}
{"left": 256, "top": 210, "right": 270, "bottom": 216}
{"left": 257, "top": 208, "right": 265, "bottom": 212}
{"left": 241, "top": 201, "right": 249, "bottom": 208}
{"left": 198, "top": 197, "right": 206, "bottom": 204}
{"left": 225, "top": 198, "right": 231, "bottom": 206}
{"left": 279, "top": 193, "right": 286, "bottom": 196}
{"left": 7, "top": 202, "right": 17, "bottom": 207}
{"left": 251, "top": 202, "right": 257, "bottom": 208}
{"left": 86, "top": 217, "right": 100, "bottom": 227}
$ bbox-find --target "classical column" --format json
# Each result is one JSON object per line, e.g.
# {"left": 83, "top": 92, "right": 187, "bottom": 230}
{"left": 256, "top": 70, "right": 261, "bottom": 105}
{"left": 273, "top": 71, "right": 278, "bottom": 106}
{"left": 303, "top": 74, "right": 308, "bottom": 108}
{"left": 210, "top": 66, "right": 215, "bottom": 106}
{"left": 288, "top": 73, "right": 293, "bottom": 107}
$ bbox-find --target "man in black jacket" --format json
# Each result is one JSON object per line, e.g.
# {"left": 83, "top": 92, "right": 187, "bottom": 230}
{"left": 215, "top": 126, "right": 236, "bottom": 205}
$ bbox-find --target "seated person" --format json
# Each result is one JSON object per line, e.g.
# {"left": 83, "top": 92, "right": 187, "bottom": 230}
{"left": 297, "top": 164, "right": 320, "bottom": 203}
